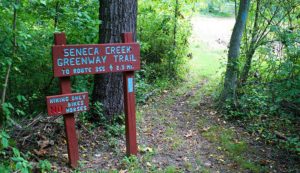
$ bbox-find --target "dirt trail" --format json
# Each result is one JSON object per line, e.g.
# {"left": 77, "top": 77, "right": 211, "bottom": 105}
{"left": 137, "top": 84, "right": 239, "bottom": 172}
{"left": 137, "top": 85, "right": 299, "bottom": 172}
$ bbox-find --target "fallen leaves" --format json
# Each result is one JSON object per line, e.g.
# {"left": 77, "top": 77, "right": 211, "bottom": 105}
{"left": 199, "top": 126, "right": 211, "bottom": 133}
{"left": 37, "top": 135, "right": 54, "bottom": 149}
{"left": 259, "top": 159, "right": 272, "bottom": 166}
{"left": 146, "top": 162, "right": 152, "bottom": 167}
{"left": 33, "top": 148, "right": 47, "bottom": 156}
{"left": 119, "top": 170, "right": 127, "bottom": 173}
{"left": 33, "top": 134, "right": 54, "bottom": 156}
{"left": 184, "top": 130, "right": 196, "bottom": 138}
{"left": 139, "top": 146, "right": 154, "bottom": 153}
{"left": 176, "top": 156, "right": 189, "bottom": 162}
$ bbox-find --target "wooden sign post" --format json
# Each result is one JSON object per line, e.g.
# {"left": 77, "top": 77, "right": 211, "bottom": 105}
{"left": 47, "top": 32, "right": 140, "bottom": 168}
{"left": 122, "top": 33, "right": 138, "bottom": 155}
{"left": 55, "top": 33, "right": 80, "bottom": 168}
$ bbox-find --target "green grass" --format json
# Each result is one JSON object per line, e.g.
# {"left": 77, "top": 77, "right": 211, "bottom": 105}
{"left": 180, "top": 41, "right": 226, "bottom": 108}
{"left": 172, "top": 37, "right": 226, "bottom": 104}
{"left": 136, "top": 109, "right": 143, "bottom": 123}
{"left": 200, "top": 124, "right": 265, "bottom": 173}
{"left": 189, "top": 42, "right": 225, "bottom": 80}
{"left": 163, "top": 166, "right": 179, "bottom": 173}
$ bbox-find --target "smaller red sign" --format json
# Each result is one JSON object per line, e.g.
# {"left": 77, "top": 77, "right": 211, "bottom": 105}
{"left": 46, "top": 92, "right": 89, "bottom": 116}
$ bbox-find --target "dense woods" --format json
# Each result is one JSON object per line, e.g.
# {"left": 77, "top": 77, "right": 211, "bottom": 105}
{"left": 222, "top": 0, "right": 300, "bottom": 154}
{"left": 0, "top": 0, "right": 299, "bottom": 172}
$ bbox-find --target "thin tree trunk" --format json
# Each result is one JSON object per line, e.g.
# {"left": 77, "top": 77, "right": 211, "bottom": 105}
{"left": 235, "top": 0, "right": 238, "bottom": 19}
{"left": 1, "top": 0, "right": 19, "bottom": 105}
{"left": 92, "top": 0, "right": 137, "bottom": 122}
{"left": 173, "top": 0, "right": 179, "bottom": 48}
{"left": 240, "top": 49, "right": 255, "bottom": 85}
{"left": 219, "top": 0, "right": 250, "bottom": 108}
{"left": 239, "top": 0, "right": 260, "bottom": 86}
{"left": 1, "top": 0, "right": 19, "bottom": 126}
{"left": 54, "top": 1, "right": 59, "bottom": 29}
{"left": 42, "top": 2, "right": 61, "bottom": 94}
{"left": 169, "top": 0, "right": 179, "bottom": 76}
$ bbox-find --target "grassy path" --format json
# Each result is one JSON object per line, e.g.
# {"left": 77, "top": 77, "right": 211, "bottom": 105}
{"left": 125, "top": 15, "right": 296, "bottom": 172}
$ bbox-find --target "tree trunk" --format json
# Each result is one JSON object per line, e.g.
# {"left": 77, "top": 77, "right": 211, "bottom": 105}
{"left": 1, "top": 0, "right": 19, "bottom": 125}
{"left": 169, "top": 0, "right": 179, "bottom": 77}
{"left": 173, "top": 0, "right": 179, "bottom": 48}
{"left": 43, "top": 1, "right": 61, "bottom": 93}
{"left": 92, "top": 0, "right": 137, "bottom": 122}
{"left": 240, "top": 49, "right": 255, "bottom": 85}
{"left": 234, "top": 0, "right": 238, "bottom": 19}
{"left": 219, "top": 0, "right": 250, "bottom": 108}
{"left": 54, "top": 1, "right": 60, "bottom": 29}
{"left": 239, "top": 0, "right": 260, "bottom": 86}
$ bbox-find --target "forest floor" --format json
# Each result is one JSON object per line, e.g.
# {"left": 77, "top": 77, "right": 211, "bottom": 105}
{"left": 16, "top": 15, "right": 299, "bottom": 172}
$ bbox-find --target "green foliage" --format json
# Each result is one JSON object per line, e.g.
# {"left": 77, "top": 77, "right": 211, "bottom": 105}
{"left": 285, "top": 137, "right": 300, "bottom": 154}
{"left": 121, "top": 155, "right": 141, "bottom": 172}
{"left": 1, "top": 0, "right": 193, "bottom": 130}
{"left": 0, "top": 130, "right": 10, "bottom": 149}
{"left": 0, "top": 135, "right": 30, "bottom": 173}
{"left": 89, "top": 101, "right": 106, "bottom": 125}
{"left": 1, "top": 103, "right": 14, "bottom": 123}
{"left": 164, "top": 166, "right": 179, "bottom": 173}
{"left": 138, "top": 0, "right": 191, "bottom": 81}
{"left": 201, "top": 126, "right": 264, "bottom": 172}
{"left": 0, "top": 0, "right": 99, "bottom": 119}
{"left": 198, "top": 0, "right": 235, "bottom": 17}
{"left": 38, "top": 160, "right": 52, "bottom": 173}
{"left": 0, "top": 129, "right": 52, "bottom": 173}
{"left": 11, "top": 148, "right": 32, "bottom": 173}
{"left": 220, "top": 0, "right": 300, "bottom": 154}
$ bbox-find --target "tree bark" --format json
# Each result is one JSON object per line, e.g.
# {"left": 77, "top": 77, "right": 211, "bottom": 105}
{"left": 239, "top": 0, "right": 260, "bottom": 86}
{"left": 92, "top": 0, "right": 137, "bottom": 122}
{"left": 219, "top": 0, "right": 250, "bottom": 108}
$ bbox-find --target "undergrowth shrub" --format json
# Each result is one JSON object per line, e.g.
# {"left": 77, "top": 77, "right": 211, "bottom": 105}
{"left": 0, "top": 130, "right": 52, "bottom": 173}
{"left": 198, "top": 0, "right": 235, "bottom": 17}
{"left": 138, "top": 0, "right": 191, "bottom": 81}
{"left": 221, "top": 28, "right": 300, "bottom": 154}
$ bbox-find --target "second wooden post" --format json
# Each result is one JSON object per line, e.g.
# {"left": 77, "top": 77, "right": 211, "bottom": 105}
{"left": 122, "top": 32, "right": 138, "bottom": 155}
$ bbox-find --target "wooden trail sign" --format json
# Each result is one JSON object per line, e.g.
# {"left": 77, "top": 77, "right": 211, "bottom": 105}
{"left": 46, "top": 92, "right": 89, "bottom": 116}
{"left": 46, "top": 32, "right": 139, "bottom": 168}
{"left": 52, "top": 43, "right": 140, "bottom": 77}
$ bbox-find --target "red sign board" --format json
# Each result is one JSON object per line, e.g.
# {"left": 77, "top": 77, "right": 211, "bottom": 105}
{"left": 46, "top": 92, "right": 89, "bottom": 116}
{"left": 52, "top": 43, "right": 140, "bottom": 77}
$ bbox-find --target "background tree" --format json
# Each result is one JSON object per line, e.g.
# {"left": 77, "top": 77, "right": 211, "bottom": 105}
{"left": 92, "top": 0, "right": 137, "bottom": 122}
{"left": 219, "top": 0, "right": 250, "bottom": 108}
{"left": 239, "top": 0, "right": 298, "bottom": 86}
{"left": 0, "top": 0, "right": 19, "bottom": 125}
